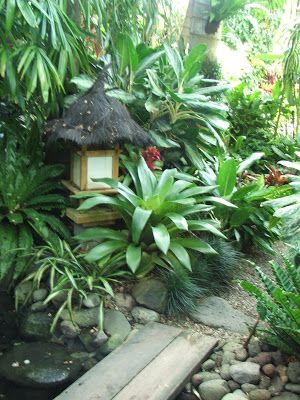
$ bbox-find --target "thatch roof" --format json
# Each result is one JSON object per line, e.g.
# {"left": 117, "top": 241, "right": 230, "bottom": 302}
{"left": 46, "top": 75, "right": 151, "bottom": 148}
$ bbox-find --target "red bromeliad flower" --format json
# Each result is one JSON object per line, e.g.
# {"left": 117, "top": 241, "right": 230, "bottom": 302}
{"left": 142, "top": 146, "right": 161, "bottom": 170}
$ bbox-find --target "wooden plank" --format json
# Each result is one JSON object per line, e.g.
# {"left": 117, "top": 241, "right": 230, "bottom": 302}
{"left": 66, "top": 207, "right": 120, "bottom": 225}
{"left": 55, "top": 323, "right": 182, "bottom": 400}
{"left": 62, "top": 180, "right": 118, "bottom": 196}
{"left": 113, "top": 332, "right": 218, "bottom": 400}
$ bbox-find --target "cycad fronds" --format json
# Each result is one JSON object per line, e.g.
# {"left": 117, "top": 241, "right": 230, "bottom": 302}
{"left": 241, "top": 257, "right": 300, "bottom": 357}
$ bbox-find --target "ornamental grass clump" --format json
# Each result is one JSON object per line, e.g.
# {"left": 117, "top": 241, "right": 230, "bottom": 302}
{"left": 75, "top": 157, "right": 227, "bottom": 277}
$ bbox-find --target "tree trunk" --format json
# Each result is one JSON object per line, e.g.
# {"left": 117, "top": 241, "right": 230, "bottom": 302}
{"left": 181, "top": 0, "right": 221, "bottom": 59}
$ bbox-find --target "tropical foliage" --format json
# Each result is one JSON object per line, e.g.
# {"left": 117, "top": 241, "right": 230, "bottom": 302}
{"left": 199, "top": 153, "right": 292, "bottom": 252}
{"left": 241, "top": 257, "right": 300, "bottom": 357}
{"left": 0, "top": 133, "right": 69, "bottom": 286}
{"left": 75, "top": 157, "right": 226, "bottom": 277}
{"left": 16, "top": 240, "right": 125, "bottom": 331}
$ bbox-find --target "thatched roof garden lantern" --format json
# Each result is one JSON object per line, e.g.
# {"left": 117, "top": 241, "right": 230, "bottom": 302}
{"left": 46, "top": 75, "right": 150, "bottom": 193}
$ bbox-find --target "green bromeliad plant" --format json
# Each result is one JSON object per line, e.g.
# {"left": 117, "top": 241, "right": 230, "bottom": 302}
{"left": 75, "top": 157, "right": 227, "bottom": 277}
{"left": 199, "top": 153, "right": 293, "bottom": 252}
{"left": 241, "top": 257, "right": 300, "bottom": 357}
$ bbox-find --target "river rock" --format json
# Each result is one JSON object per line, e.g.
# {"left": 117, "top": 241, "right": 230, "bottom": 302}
{"left": 285, "top": 383, "right": 300, "bottom": 394}
{"left": 190, "top": 296, "right": 253, "bottom": 334}
{"left": 60, "top": 320, "right": 80, "bottom": 339}
{"left": 235, "top": 348, "right": 248, "bottom": 361}
{"left": 199, "top": 379, "right": 229, "bottom": 400}
{"left": 61, "top": 307, "right": 99, "bottom": 328}
{"left": 241, "top": 383, "right": 257, "bottom": 393}
{"left": 262, "top": 363, "right": 276, "bottom": 377}
{"left": 132, "top": 279, "right": 167, "bottom": 313}
{"left": 273, "top": 393, "right": 300, "bottom": 400}
{"left": 115, "top": 293, "right": 135, "bottom": 311}
{"left": 32, "top": 288, "right": 48, "bottom": 302}
{"left": 0, "top": 342, "right": 81, "bottom": 388}
{"left": 220, "top": 364, "right": 231, "bottom": 380}
{"left": 248, "top": 389, "right": 271, "bottom": 400}
{"left": 19, "top": 312, "right": 52, "bottom": 340}
{"left": 15, "top": 282, "right": 32, "bottom": 302}
{"left": 248, "top": 338, "right": 262, "bottom": 357}
{"left": 254, "top": 352, "right": 272, "bottom": 366}
{"left": 30, "top": 301, "right": 48, "bottom": 312}
{"left": 92, "top": 331, "right": 109, "bottom": 348}
{"left": 223, "top": 342, "right": 243, "bottom": 353}
{"left": 259, "top": 375, "right": 271, "bottom": 389}
{"left": 82, "top": 293, "right": 100, "bottom": 308}
{"left": 229, "top": 362, "right": 260, "bottom": 384}
{"left": 269, "top": 375, "right": 284, "bottom": 396}
{"left": 288, "top": 362, "right": 300, "bottom": 384}
{"left": 198, "top": 372, "right": 221, "bottom": 382}
{"left": 222, "top": 394, "right": 244, "bottom": 400}
{"left": 104, "top": 310, "right": 131, "bottom": 340}
{"left": 98, "top": 334, "right": 124, "bottom": 356}
{"left": 227, "top": 380, "right": 240, "bottom": 391}
{"left": 131, "top": 306, "right": 159, "bottom": 324}
{"left": 202, "top": 359, "right": 216, "bottom": 371}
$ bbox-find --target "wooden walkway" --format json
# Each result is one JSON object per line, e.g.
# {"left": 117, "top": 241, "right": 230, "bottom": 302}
{"left": 55, "top": 322, "right": 217, "bottom": 400}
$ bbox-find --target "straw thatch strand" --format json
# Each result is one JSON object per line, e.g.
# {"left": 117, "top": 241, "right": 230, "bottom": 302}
{"left": 46, "top": 75, "right": 151, "bottom": 148}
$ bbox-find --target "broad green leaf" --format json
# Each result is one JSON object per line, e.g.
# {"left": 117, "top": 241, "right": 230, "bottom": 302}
{"left": 237, "top": 152, "right": 265, "bottom": 174}
{"left": 135, "top": 50, "right": 164, "bottom": 78}
{"left": 230, "top": 207, "right": 252, "bottom": 228}
{"left": 78, "top": 194, "right": 120, "bottom": 210}
{"left": 155, "top": 169, "right": 176, "bottom": 201}
{"left": 75, "top": 227, "right": 127, "bottom": 242}
{"left": 107, "top": 89, "right": 136, "bottom": 104}
{"left": 85, "top": 240, "right": 126, "bottom": 262}
{"left": 169, "top": 242, "right": 191, "bottom": 271}
{"left": 278, "top": 160, "right": 300, "bottom": 171}
{"left": 132, "top": 207, "right": 152, "bottom": 243}
{"left": 166, "top": 213, "right": 188, "bottom": 230}
{"left": 164, "top": 44, "right": 183, "bottom": 82}
{"left": 6, "top": 0, "right": 15, "bottom": 31}
{"left": 217, "top": 159, "right": 237, "bottom": 196}
{"left": 188, "top": 220, "right": 226, "bottom": 238}
{"left": 173, "top": 238, "right": 217, "bottom": 254}
{"left": 115, "top": 33, "right": 138, "bottom": 74}
{"left": 137, "top": 157, "right": 156, "bottom": 199}
{"left": 126, "top": 244, "right": 142, "bottom": 273}
{"left": 152, "top": 224, "right": 170, "bottom": 255}
{"left": 204, "top": 196, "right": 237, "bottom": 208}
{"left": 183, "top": 43, "right": 207, "bottom": 82}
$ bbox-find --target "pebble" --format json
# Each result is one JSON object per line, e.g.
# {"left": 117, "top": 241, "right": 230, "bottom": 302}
{"left": 262, "top": 363, "right": 276, "bottom": 378}
{"left": 32, "top": 288, "right": 48, "bottom": 302}
{"left": 235, "top": 348, "right": 248, "bottom": 361}
{"left": 191, "top": 373, "right": 202, "bottom": 386}
{"left": 202, "top": 359, "right": 216, "bottom": 371}
{"left": 277, "top": 365, "right": 288, "bottom": 384}
{"left": 83, "top": 293, "right": 101, "bottom": 308}
{"left": 273, "top": 393, "right": 300, "bottom": 400}
{"left": 198, "top": 379, "right": 229, "bottom": 400}
{"left": 60, "top": 320, "right": 80, "bottom": 339}
{"left": 285, "top": 383, "right": 300, "bottom": 394}
{"left": 30, "top": 301, "right": 48, "bottom": 312}
{"left": 220, "top": 364, "right": 231, "bottom": 380}
{"left": 288, "top": 362, "right": 300, "bottom": 384}
{"left": 131, "top": 306, "right": 159, "bottom": 324}
{"left": 259, "top": 375, "right": 271, "bottom": 390}
{"left": 229, "top": 362, "right": 260, "bottom": 384}
{"left": 241, "top": 383, "right": 257, "bottom": 393}
{"left": 92, "top": 330, "right": 109, "bottom": 348}
{"left": 254, "top": 352, "right": 272, "bottom": 366}
{"left": 198, "top": 372, "right": 221, "bottom": 382}
{"left": 227, "top": 380, "right": 240, "bottom": 391}
{"left": 223, "top": 351, "right": 235, "bottom": 365}
{"left": 248, "top": 389, "right": 271, "bottom": 400}
{"left": 248, "top": 339, "right": 262, "bottom": 357}
{"left": 115, "top": 293, "right": 135, "bottom": 311}
{"left": 269, "top": 375, "right": 284, "bottom": 396}
{"left": 223, "top": 342, "right": 243, "bottom": 353}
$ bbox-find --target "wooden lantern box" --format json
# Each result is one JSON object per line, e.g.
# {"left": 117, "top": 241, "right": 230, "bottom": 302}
{"left": 62, "top": 147, "right": 121, "bottom": 226}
